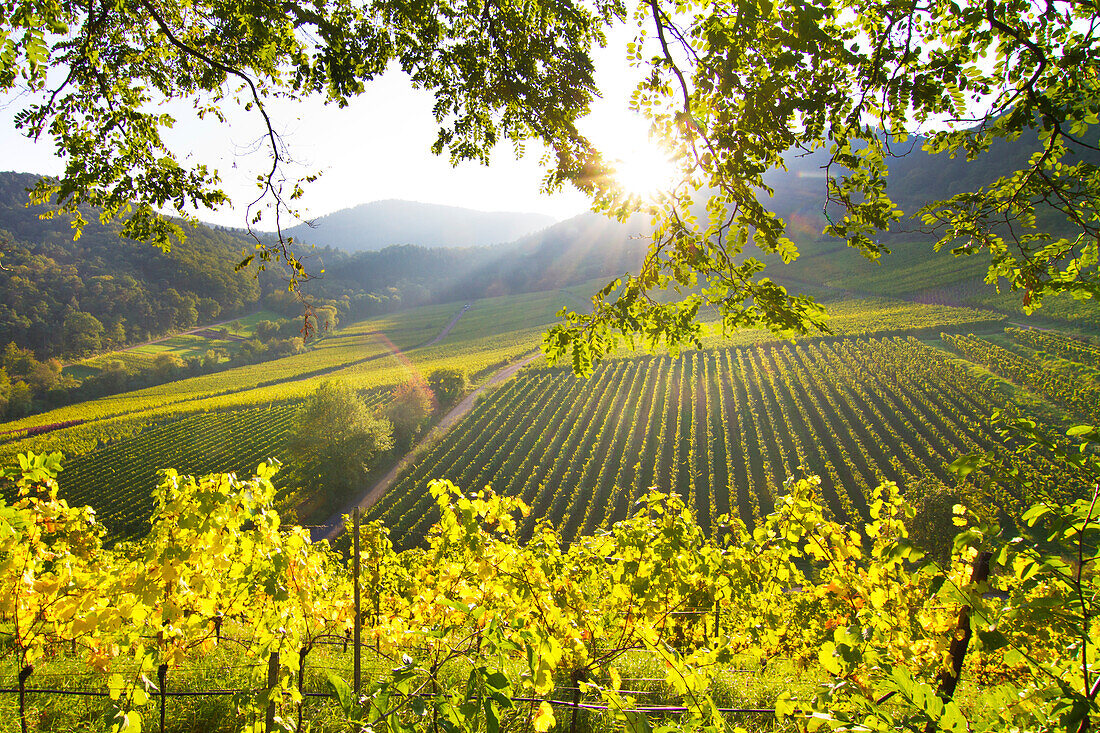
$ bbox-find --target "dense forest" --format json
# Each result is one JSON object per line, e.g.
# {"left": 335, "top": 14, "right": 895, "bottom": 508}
{"left": 0, "top": 171, "right": 652, "bottom": 363}
{"left": 0, "top": 172, "right": 261, "bottom": 356}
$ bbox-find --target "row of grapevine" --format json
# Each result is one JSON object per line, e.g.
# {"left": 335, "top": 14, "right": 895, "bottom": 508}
{"left": 13, "top": 387, "right": 395, "bottom": 539}
{"left": 55, "top": 403, "right": 306, "bottom": 537}
{"left": 373, "top": 374, "right": 544, "bottom": 534}
{"left": 376, "top": 337, "right": 1048, "bottom": 548}
{"left": 942, "top": 332, "right": 1100, "bottom": 422}
{"left": 1005, "top": 326, "right": 1100, "bottom": 369}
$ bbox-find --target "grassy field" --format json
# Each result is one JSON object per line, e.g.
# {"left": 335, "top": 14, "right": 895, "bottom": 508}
{"left": 63, "top": 310, "right": 287, "bottom": 379}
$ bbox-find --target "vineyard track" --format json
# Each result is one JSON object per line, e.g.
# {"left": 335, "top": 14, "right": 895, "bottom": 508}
{"left": 316, "top": 349, "right": 542, "bottom": 541}
{"left": 419, "top": 303, "right": 470, "bottom": 348}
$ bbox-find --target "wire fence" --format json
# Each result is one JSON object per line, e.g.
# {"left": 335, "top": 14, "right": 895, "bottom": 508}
{"left": 2, "top": 630, "right": 784, "bottom": 733}
{"left": 1, "top": 510, "right": 795, "bottom": 731}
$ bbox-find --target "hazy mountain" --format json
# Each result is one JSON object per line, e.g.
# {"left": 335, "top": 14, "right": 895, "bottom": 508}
{"left": 759, "top": 125, "right": 1097, "bottom": 239}
{"left": 282, "top": 200, "right": 557, "bottom": 252}
{"left": 472, "top": 211, "right": 651, "bottom": 291}
{"left": 297, "top": 211, "right": 652, "bottom": 314}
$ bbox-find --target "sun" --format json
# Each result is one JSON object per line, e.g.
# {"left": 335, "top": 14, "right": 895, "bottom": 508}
{"left": 612, "top": 142, "right": 680, "bottom": 202}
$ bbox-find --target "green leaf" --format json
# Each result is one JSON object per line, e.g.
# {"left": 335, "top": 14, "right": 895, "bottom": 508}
{"left": 976, "top": 628, "right": 1008, "bottom": 651}
{"left": 948, "top": 453, "right": 986, "bottom": 478}
{"left": 939, "top": 701, "right": 968, "bottom": 733}
{"left": 485, "top": 671, "right": 509, "bottom": 690}
{"left": 484, "top": 697, "right": 500, "bottom": 733}
{"left": 324, "top": 671, "right": 355, "bottom": 719}
{"left": 108, "top": 673, "right": 126, "bottom": 701}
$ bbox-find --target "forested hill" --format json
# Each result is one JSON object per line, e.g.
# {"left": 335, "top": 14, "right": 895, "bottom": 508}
{"left": 282, "top": 199, "right": 555, "bottom": 251}
{"left": 0, "top": 171, "right": 261, "bottom": 357}
{"left": 297, "top": 212, "right": 650, "bottom": 316}
{"left": 0, "top": 168, "right": 647, "bottom": 358}
{"left": 765, "top": 125, "right": 1096, "bottom": 237}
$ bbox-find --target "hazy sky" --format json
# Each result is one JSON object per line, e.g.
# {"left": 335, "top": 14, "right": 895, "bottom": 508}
{"left": 0, "top": 25, "right": 654, "bottom": 229}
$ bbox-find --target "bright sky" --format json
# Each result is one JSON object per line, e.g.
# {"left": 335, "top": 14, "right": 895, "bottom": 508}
{"left": 0, "top": 25, "right": 655, "bottom": 229}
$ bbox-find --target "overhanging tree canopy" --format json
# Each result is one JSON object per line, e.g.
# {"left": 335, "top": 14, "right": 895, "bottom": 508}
{"left": 544, "top": 0, "right": 1099, "bottom": 373}
{"left": 1, "top": 0, "right": 1096, "bottom": 374}
{"left": 0, "top": 0, "right": 619, "bottom": 266}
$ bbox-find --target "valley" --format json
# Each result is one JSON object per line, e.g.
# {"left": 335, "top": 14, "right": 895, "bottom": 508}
{"left": 2, "top": 203, "right": 1098, "bottom": 731}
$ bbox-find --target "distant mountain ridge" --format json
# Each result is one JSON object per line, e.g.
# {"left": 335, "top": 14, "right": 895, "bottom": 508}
{"left": 282, "top": 199, "right": 557, "bottom": 251}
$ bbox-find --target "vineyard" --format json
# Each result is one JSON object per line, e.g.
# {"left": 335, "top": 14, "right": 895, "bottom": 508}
{"left": 0, "top": 296, "right": 559, "bottom": 472}
{"left": 0, "top": 288, "right": 1072, "bottom": 556}
{"left": 0, "top": 292, "right": 1098, "bottom": 731}
{"left": 55, "top": 403, "right": 303, "bottom": 538}
{"left": 1004, "top": 326, "right": 1100, "bottom": 369}
{"left": 52, "top": 391, "right": 381, "bottom": 539}
{"left": 691, "top": 296, "right": 1005, "bottom": 350}
{"left": 370, "top": 335, "right": 1051, "bottom": 549}
{"left": 941, "top": 332, "right": 1100, "bottom": 424}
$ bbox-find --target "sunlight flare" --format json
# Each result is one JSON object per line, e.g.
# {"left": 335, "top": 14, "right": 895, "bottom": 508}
{"left": 611, "top": 142, "right": 679, "bottom": 202}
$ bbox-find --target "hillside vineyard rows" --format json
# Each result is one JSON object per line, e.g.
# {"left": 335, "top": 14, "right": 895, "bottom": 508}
{"left": 1, "top": 282, "right": 1088, "bottom": 549}
{"left": 0, "top": 302, "right": 545, "bottom": 469}
{"left": 54, "top": 393, "right": 378, "bottom": 537}
{"left": 943, "top": 333, "right": 1100, "bottom": 421}
{"left": 1004, "top": 326, "right": 1100, "bottom": 368}
{"left": 369, "top": 335, "right": 1070, "bottom": 549}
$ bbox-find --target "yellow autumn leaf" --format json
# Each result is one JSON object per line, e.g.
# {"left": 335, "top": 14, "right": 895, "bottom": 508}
{"left": 533, "top": 701, "right": 556, "bottom": 732}
{"left": 108, "top": 673, "right": 125, "bottom": 700}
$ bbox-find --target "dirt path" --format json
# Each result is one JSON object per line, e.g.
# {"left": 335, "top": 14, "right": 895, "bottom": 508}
{"left": 422, "top": 303, "right": 470, "bottom": 348}
{"left": 315, "top": 349, "right": 542, "bottom": 541}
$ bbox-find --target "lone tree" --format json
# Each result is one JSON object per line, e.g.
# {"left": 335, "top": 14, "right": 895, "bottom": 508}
{"left": 427, "top": 368, "right": 468, "bottom": 410}
{"left": 289, "top": 381, "right": 394, "bottom": 506}
{"left": 1, "top": 0, "right": 1095, "bottom": 371}
{"left": 385, "top": 379, "right": 435, "bottom": 452}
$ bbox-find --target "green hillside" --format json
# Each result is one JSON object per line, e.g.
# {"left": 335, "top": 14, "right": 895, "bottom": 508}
{"left": 0, "top": 289, "right": 591, "bottom": 530}
{"left": 0, "top": 172, "right": 261, "bottom": 357}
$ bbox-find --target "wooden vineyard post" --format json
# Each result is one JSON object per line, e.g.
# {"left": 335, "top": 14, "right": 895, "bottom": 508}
{"left": 374, "top": 527, "right": 382, "bottom": 654}
{"left": 266, "top": 651, "right": 280, "bottom": 731}
{"left": 18, "top": 665, "right": 32, "bottom": 733}
{"left": 298, "top": 646, "right": 309, "bottom": 732}
{"left": 157, "top": 662, "right": 168, "bottom": 733}
{"left": 353, "top": 507, "right": 362, "bottom": 700}
{"left": 570, "top": 669, "right": 585, "bottom": 733}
